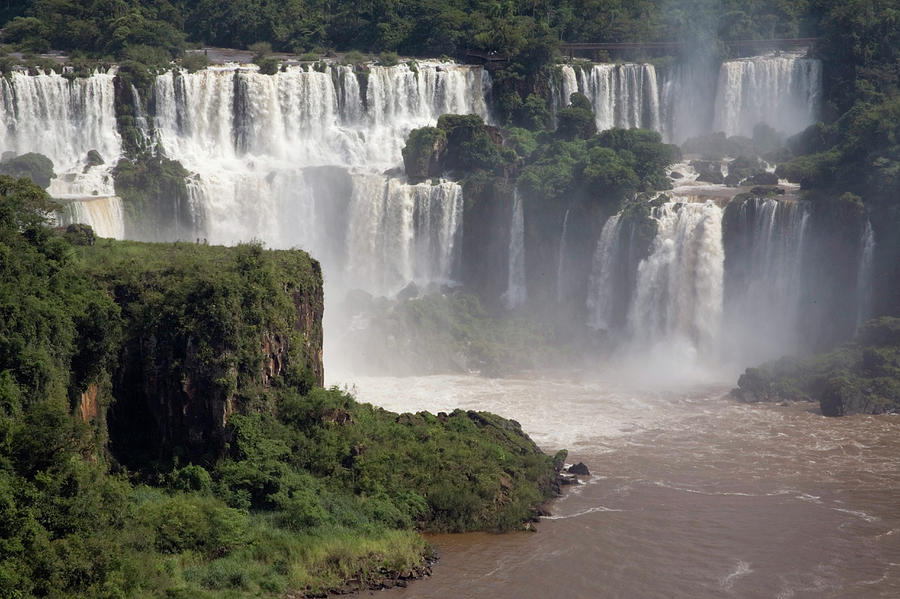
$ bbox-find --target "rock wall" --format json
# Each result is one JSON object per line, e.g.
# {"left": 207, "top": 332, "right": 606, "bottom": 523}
{"left": 79, "top": 242, "right": 324, "bottom": 464}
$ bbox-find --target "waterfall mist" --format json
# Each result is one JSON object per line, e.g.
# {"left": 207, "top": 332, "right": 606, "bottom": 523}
{"left": 3, "top": 52, "right": 873, "bottom": 384}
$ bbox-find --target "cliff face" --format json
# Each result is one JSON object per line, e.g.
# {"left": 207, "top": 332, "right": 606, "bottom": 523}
{"left": 77, "top": 241, "right": 324, "bottom": 464}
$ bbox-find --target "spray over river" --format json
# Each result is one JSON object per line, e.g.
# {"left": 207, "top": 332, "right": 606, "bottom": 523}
{"left": 333, "top": 373, "right": 900, "bottom": 598}
{"left": 3, "top": 49, "right": 894, "bottom": 596}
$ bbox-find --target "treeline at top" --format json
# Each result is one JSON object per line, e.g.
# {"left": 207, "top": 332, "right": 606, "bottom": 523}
{"left": 1, "top": 0, "right": 828, "bottom": 61}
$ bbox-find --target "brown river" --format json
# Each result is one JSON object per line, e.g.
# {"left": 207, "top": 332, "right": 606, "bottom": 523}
{"left": 330, "top": 374, "right": 900, "bottom": 599}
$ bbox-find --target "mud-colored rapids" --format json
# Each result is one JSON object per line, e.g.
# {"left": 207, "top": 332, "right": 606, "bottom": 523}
{"left": 335, "top": 374, "right": 900, "bottom": 598}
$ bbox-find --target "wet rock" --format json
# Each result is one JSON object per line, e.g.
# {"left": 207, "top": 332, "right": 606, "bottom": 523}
{"left": 397, "top": 281, "right": 420, "bottom": 301}
{"left": 86, "top": 149, "right": 105, "bottom": 167}
{"left": 567, "top": 462, "right": 590, "bottom": 475}
{"left": 690, "top": 160, "right": 725, "bottom": 184}
{"left": 744, "top": 171, "right": 778, "bottom": 186}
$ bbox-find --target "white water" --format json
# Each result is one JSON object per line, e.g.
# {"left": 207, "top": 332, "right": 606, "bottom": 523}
{"left": 57, "top": 196, "right": 126, "bottom": 239}
{"left": 153, "top": 62, "right": 488, "bottom": 172}
{"left": 550, "top": 65, "right": 580, "bottom": 125}
{"left": 556, "top": 52, "right": 821, "bottom": 142}
{"left": 502, "top": 191, "right": 527, "bottom": 309}
{"left": 556, "top": 209, "right": 570, "bottom": 302}
{"left": 586, "top": 214, "right": 624, "bottom": 330}
{"left": 147, "top": 62, "right": 486, "bottom": 295}
{"left": 0, "top": 69, "right": 122, "bottom": 200}
{"left": 557, "top": 63, "right": 661, "bottom": 132}
{"left": 345, "top": 175, "right": 463, "bottom": 294}
{"left": 723, "top": 197, "right": 810, "bottom": 363}
{"left": 628, "top": 201, "right": 725, "bottom": 362}
{"left": 713, "top": 53, "right": 822, "bottom": 138}
{"left": 856, "top": 220, "right": 876, "bottom": 328}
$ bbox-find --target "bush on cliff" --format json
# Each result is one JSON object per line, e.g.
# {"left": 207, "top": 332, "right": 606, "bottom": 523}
{"left": 0, "top": 177, "right": 559, "bottom": 597}
{"left": 0, "top": 152, "right": 56, "bottom": 189}
{"left": 732, "top": 317, "right": 900, "bottom": 415}
{"left": 402, "top": 114, "right": 508, "bottom": 180}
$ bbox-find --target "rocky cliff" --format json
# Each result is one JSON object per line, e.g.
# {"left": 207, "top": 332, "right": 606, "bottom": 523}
{"left": 76, "top": 240, "right": 324, "bottom": 464}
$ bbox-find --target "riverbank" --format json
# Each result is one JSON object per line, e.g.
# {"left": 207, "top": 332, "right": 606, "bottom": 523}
{"left": 342, "top": 373, "right": 900, "bottom": 598}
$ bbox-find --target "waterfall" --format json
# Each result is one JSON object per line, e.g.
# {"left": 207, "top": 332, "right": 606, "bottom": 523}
{"left": 658, "top": 61, "right": 718, "bottom": 144}
{"left": 503, "top": 191, "right": 527, "bottom": 309}
{"left": 552, "top": 53, "right": 821, "bottom": 143}
{"left": 147, "top": 61, "right": 485, "bottom": 294}
{"left": 153, "top": 62, "right": 489, "bottom": 172}
{"left": 557, "top": 64, "right": 661, "bottom": 132}
{"left": 856, "top": 220, "right": 876, "bottom": 328}
{"left": 346, "top": 175, "right": 463, "bottom": 295}
{"left": 551, "top": 66, "right": 580, "bottom": 123}
{"left": 586, "top": 214, "right": 624, "bottom": 330}
{"left": 722, "top": 197, "right": 810, "bottom": 362}
{"left": 57, "top": 196, "right": 126, "bottom": 239}
{"left": 557, "top": 209, "right": 570, "bottom": 302}
{"left": 0, "top": 69, "right": 121, "bottom": 197}
{"left": 712, "top": 52, "right": 822, "bottom": 138}
{"left": 628, "top": 201, "right": 725, "bottom": 358}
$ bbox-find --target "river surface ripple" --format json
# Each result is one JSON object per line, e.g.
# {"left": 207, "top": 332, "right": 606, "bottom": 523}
{"left": 329, "top": 374, "right": 900, "bottom": 599}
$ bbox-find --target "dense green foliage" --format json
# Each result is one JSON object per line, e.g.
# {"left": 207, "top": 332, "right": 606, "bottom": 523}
{"left": 733, "top": 318, "right": 900, "bottom": 416}
{"left": 1, "top": 0, "right": 811, "bottom": 58}
{"left": 768, "top": 1, "right": 899, "bottom": 203}
{"left": 0, "top": 153, "right": 56, "bottom": 189}
{"left": 113, "top": 154, "right": 194, "bottom": 239}
{"left": 0, "top": 178, "right": 558, "bottom": 597}
{"left": 519, "top": 124, "right": 679, "bottom": 209}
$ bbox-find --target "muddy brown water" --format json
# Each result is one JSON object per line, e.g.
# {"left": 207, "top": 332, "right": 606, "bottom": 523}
{"left": 331, "top": 374, "right": 900, "bottom": 599}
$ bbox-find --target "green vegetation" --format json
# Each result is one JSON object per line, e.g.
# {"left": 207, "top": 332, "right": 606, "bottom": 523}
{"left": 401, "top": 126, "right": 447, "bottom": 181}
{"left": 0, "top": 176, "right": 559, "bottom": 597}
{"left": 1, "top": 2, "right": 830, "bottom": 72}
{"left": 0, "top": 152, "right": 55, "bottom": 189}
{"left": 518, "top": 123, "right": 680, "bottom": 210}
{"left": 733, "top": 317, "right": 900, "bottom": 416}
{"left": 113, "top": 153, "right": 194, "bottom": 240}
{"left": 402, "top": 99, "right": 678, "bottom": 210}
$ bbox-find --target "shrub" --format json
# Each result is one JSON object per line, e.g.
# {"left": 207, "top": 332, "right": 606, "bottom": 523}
{"left": 140, "top": 494, "right": 249, "bottom": 556}
{"left": 255, "top": 57, "right": 279, "bottom": 75}
{"left": 248, "top": 41, "right": 272, "bottom": 61}
{"left": 119, "top": 44, "right": 172, "bottom": 70}
{"left": 342, "top": 50, "right": 367, "bottom": 65}
{"left": 180, "top": 52, "right": 210, "bottom": 73}
{"left": 63, "top": 223, "right": 96, "bottom": 247}
{"left": 0, "top": 152, "right": 56, "bottom": 188}
{"left": 378, "top": 51, "right": 399, "bottom": 66}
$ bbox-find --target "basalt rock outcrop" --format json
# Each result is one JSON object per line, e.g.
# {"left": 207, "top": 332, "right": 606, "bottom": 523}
{"left": 78, "top": 241, "right": 324, "bottom": 464}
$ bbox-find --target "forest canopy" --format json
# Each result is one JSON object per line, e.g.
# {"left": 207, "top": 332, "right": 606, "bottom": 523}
{"left": 0, "top": 0, "right": 858, "bottom": 59}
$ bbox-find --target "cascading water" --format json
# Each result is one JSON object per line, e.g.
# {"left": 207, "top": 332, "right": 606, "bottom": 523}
{"left": 555, "top": 52, "right": 822, "bottom": 143}
{"left": 556, "top": 64, "right": 661, "bottom": 132}
{"left": 556, "top": 209, "right": 570, "bottom": 302}
{"left": 856, "top": 220, "right": 876, "bottom": 328}
{"left": 57, "top": 197, "right": 126, "bottom": 239}
{"left": 503, "top": 191, "right": 527, "bottom": 309}
{"left": 628, "top": 201, "right": 725, "bottom": 360}
{"left": 658, "top": 61, "right": 718, "bottom": 144}
{"left": 550, "top": 66, "right": 579, "bottom": 124}
{"left": 712, "top": 52, "right": 822, "bottom": 138}
{"left": 148, "top": 61, "right": 487, "bottom": 295}
{"left": 722, "top": 197, "right": 810, "bottom": 362}
{"left": 346, "top": 175, "right": 463, "bottom": 294}
{"left": 586, "top": 214, "right": 624, "bottom": 330}
{"left": 0, "top": 68, "right": 123, "bottom": 201}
